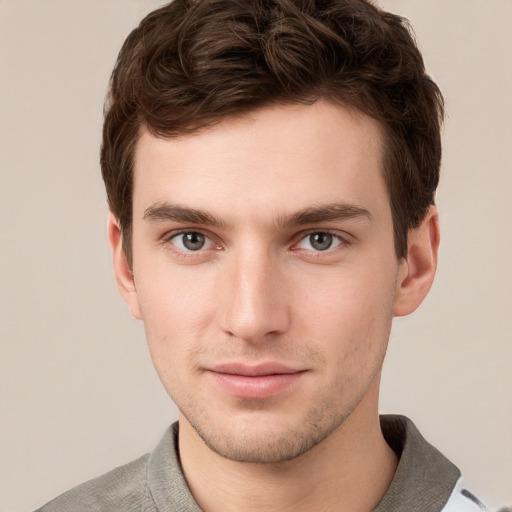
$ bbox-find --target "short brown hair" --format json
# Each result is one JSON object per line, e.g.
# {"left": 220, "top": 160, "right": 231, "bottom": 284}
{"left": 101, "top": 0, "right": 444, "bottom": 263}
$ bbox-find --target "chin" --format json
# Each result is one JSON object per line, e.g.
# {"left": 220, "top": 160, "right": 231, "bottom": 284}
{"left": 184, "top": 405, "right": 349, "bottom": 464}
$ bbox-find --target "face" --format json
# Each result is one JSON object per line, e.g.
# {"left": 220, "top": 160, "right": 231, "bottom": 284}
{"left": 122, "top": 101, "right": 408, "bottom": 463}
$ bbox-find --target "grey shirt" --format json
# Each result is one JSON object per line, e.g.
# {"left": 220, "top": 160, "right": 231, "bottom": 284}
{"left": 34, "top": 415, "right": 477, "bottom": 512}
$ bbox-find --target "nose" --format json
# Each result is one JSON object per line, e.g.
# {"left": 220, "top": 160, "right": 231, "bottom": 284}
{"left": 217, "top": 244, "right": 291, "bottom": 344}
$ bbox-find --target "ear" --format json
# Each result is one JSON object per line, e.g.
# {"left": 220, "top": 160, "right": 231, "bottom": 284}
{"left": 393, "top": 206, "right": 440, "bottom": 317}
{"left": 107, "top": 213, "right": 142, "bottom": 320}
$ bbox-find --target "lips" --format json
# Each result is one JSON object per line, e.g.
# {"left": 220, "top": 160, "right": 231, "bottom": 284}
{"left": 207, "top": 363, "right": 306, "bottom": 399}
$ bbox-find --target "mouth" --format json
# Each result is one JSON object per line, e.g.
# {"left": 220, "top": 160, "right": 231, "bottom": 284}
{"left": 206, "top": 362, "right": 306, "bottom": 400}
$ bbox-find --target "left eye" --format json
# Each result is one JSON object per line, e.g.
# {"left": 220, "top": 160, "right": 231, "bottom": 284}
{"left": 170, "top": 232, "right": 214, "bottom": 252}
{"left": 296, "top": 232, "right": 343, "bottom": 252}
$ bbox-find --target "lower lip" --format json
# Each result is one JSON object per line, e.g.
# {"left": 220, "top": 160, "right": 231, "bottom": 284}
{"left": 209, "top": 371, "right": 305, "bottom": 399}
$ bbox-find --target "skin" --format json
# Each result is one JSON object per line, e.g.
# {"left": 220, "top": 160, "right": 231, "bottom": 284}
{"left": 109, "top": 100, "right": 439, "bottom": 511}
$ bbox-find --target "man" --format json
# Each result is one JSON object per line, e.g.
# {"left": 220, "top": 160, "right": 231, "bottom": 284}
{"left": 34, "top": 0, "right": 506, "bottom": 511}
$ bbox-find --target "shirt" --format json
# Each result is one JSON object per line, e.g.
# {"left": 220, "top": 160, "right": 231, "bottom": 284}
{"left": 35, "top": 415, "right": 499, "bottom": 512}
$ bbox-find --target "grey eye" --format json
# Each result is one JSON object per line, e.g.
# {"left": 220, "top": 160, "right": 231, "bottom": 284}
{"left": 182, "top": 232, "right": 206, "bottom": 251}
{"left": 168, "top": 231, "right": 216, "bottom": 253}
{"left": 296, "top": 232, "right": 343, "bottom": 252}
{"left": 309, "top": 232, "right": 333, "bottom": 251}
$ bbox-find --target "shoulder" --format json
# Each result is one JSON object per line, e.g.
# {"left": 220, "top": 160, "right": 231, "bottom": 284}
{"left": 33, "top": 423, "right": 201, "bottom": 512}
{"left": 34, "top": 453, "right": 153, "bottom": 512}
{"left": 377, "top": 416, "right": 510, "bottom": 512}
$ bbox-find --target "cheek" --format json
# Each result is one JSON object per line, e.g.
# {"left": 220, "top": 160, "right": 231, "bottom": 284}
{"left": 296, "top": 262, "right": 397, "bottom": 371}
{"left": 133, "top": 262, "right": 219, "bottom": 378}
{"left": 298, "top": 263, "right": 396, "bottom": 330}
{"left": 134, "top": 247, "right": 218, "bottom": 327}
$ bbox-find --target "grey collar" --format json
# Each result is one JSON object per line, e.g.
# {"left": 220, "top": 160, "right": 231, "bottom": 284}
{"left": 374, "top": 415, "right": 460, "bottom": 512}
{"left": 146, "top": 415, "right": 460, "bottom": 512}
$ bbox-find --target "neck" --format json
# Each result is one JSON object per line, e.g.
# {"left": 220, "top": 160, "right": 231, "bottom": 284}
{"left": 178, "top": 384, "right": 398, "bottom": 512}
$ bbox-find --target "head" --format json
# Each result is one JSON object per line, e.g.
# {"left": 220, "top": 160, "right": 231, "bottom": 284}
{"left": 101, "top": 0, "right": 444, "bottom": 266}
{"left": 103, "top": 0, "right": 443, "bottom": 464}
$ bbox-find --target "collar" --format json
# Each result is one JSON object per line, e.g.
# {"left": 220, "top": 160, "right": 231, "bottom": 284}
{"left": 374, "top": 415, "right": 460, "bottom": 511}
{"left": 145, "top": 415, "right": 460, "bottom": 512}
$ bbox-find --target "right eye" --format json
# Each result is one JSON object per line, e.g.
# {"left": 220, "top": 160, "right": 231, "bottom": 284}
{"left": 169, "top": 232, "right": 214, "bottom": 252}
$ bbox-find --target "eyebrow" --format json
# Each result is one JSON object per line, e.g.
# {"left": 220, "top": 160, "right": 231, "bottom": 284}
{"left": 143, "top": 202, "right": 229, "bottom": 228}
{"left": 277, "top": 203, "right": 373, "bottom": 227}
{"left": 142, "top": 201, "right": 372, "bottom": 228}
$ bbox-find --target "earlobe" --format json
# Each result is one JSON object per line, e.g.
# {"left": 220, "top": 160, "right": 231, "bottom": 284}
{"left": 107, "top": 213, "right": 142, "bottom": 320}
{"left": 393, "top": 206, "right": 440, "bottom": 317}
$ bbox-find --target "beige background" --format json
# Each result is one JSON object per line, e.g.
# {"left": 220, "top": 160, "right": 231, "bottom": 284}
{"left": 1, "top": 1, "right": 511, "bottom": 511}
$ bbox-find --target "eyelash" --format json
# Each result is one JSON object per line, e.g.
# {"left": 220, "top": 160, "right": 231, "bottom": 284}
{"left": 162, "top": 229, "right": 349, "bottom": 256}
{"left": 292, "top": 230, "right": 347, "bottom": 254}
{"left": 163, "top": 230, "right": 220, "bottom": 255}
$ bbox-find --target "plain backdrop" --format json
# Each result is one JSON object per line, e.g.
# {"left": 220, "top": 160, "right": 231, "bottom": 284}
{"left": 1, "top": 1, "right": 511, "bottom": 511}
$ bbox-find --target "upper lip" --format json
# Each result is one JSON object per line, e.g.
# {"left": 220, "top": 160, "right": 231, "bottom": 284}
{"left": 208, "top": 362, "right": 303, "bottom": 377}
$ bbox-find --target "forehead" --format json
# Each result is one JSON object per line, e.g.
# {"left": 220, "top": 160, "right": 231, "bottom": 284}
{"left": 132, "top": 101, "right": 388, "bottom": 221}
